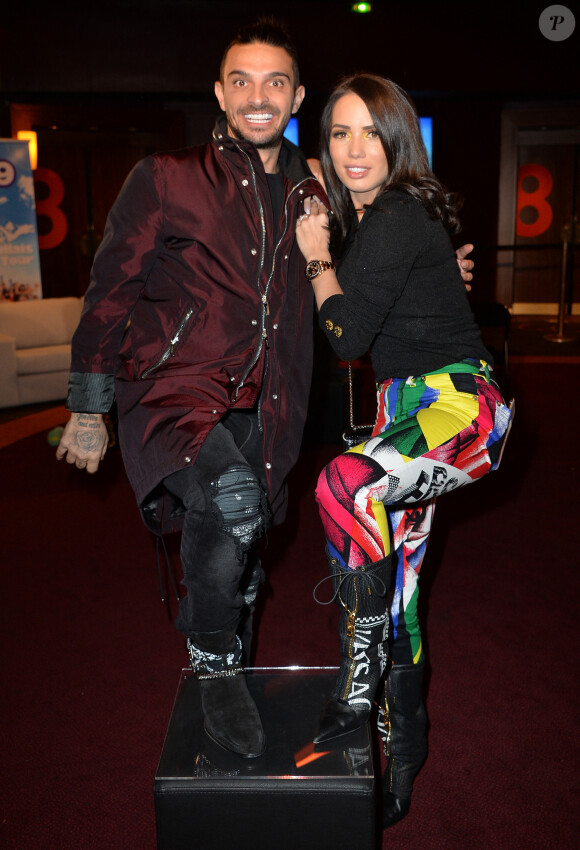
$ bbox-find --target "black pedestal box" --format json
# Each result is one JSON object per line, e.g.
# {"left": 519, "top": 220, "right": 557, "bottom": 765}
{"left": 154, "top": 668, "right": 378, "bottom": 850}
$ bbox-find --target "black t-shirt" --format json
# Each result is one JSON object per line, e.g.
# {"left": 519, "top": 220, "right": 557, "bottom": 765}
{"left": 266, "top": 171, "right": 285, "bottom": 240}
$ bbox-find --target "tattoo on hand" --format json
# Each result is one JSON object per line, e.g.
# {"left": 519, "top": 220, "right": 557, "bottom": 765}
{"left": 77, "top": 414, "right": 100, "bottom": 429}
{"left": 75, "top": 431, "right": 104, "bottom": 452}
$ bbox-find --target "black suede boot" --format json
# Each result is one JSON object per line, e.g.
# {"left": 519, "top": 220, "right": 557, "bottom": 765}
{"left": 314, "top": 552, "right": 392, "bottom": 744}
{"left": 378, "top": 659, "right": 428, "bottom": 828}
{"left": 187, "top": 629, "right": 266, "bottom": 758}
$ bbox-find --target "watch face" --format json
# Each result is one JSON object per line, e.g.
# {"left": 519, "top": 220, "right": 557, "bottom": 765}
{"left": 305, "top": 260, "right": 333, "bottom": 280}
{"left": 305, "top": 261, "right": 320, "bottom": 280}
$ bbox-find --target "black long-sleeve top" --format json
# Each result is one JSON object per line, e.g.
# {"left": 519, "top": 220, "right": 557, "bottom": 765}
{"left": 318, "top": 189, "right": 490, "bottom": 381}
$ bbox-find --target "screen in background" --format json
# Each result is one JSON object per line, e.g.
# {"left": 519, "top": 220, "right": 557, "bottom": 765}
{"left": 283, "top": 117, "right": 299, "bottom": 146}
{"left": 419, "top": 117, "right": 433, "bottom": 167}
{"left": 283, "top": 116, "right": 433, "bottom": 166}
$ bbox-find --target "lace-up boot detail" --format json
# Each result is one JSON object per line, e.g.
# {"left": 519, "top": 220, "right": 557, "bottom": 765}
{"left": 313, "top": 552, "right": 392, "bottom": 744}
{"left": 187, "top": 629, "right": 266, "bottom": 758}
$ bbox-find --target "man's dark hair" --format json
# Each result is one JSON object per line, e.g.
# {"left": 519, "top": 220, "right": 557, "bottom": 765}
{"left": 219, "top": 17, "right": 300, "bottom": 89}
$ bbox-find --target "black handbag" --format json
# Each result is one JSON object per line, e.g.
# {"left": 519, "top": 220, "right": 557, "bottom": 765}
{"left": 342, "top": 362, "right": 375, "bottom": 449}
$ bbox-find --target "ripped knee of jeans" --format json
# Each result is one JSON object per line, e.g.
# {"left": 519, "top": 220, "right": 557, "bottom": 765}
{"left": 210, "top": 465, "right": 266, "bottom": 549}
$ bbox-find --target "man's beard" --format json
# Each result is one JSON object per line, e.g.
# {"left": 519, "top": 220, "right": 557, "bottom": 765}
{"left": 228, "top": 110, "right": 288, "bottom": 149}
{"left": 253, "top": 126, "right": 287, "bottom": 149}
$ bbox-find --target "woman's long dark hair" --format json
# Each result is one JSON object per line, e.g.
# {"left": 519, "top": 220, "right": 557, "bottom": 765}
{"left": 319, "top": 74, "right": 462, "bottom": 252}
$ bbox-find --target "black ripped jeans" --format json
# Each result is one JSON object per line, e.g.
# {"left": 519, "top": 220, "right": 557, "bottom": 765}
{"left": 164, "top": 410, "right": 269, "bottom": 636}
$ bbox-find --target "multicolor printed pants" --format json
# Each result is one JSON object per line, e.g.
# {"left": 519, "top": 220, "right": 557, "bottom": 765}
{"left": 316, "top": 360, "right": 512, "bottom": 666}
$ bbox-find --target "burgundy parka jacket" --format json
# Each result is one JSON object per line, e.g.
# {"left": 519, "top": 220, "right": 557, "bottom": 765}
{"left": 67, "top": 117, "right": 327, "bottom": 532}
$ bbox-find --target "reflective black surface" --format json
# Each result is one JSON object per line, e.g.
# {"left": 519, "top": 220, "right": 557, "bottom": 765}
{"left": 156, "top": 667, "right": 374, "bottom": 782}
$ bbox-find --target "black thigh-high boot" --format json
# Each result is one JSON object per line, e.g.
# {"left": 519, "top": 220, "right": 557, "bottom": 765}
{"left": 314, "top": 552, "right": 392, "bottom": 744}
{"left": 378, "top": 659, "right": 428, "bottom": 828}
{"left": 187, "top": 628, "right": 266, "bottom": 758}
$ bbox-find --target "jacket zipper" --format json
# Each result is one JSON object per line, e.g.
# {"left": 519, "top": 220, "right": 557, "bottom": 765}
{"left": 140, "top": 306, "right": 195, "bottom": 379}
{"left": 341, "top": 576, "right": 359, "bottom": 701}
{"left": 233, "top": 173, "right": 314, "bottom": 404}
{"left": 231, "top": 146, "right": 268, "bottom": 401}
{"left": 255, "top": 178, "right": 313, "bottom": 431}
{"left": 263, "top": 178, "right": 310, "bottom": 296}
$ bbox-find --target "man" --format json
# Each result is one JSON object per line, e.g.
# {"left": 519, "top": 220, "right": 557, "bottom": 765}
{"left": 57, "top": 18, "right": 474, "bottom": 759}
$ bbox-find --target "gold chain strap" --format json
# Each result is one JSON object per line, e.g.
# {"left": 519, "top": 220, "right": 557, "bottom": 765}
{"left": 347, "top": 362, "right": 374, "bottom": 430}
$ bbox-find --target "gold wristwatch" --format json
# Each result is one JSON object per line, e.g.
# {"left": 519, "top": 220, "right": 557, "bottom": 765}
{"left": 305, "top": 259, "right": 335, "bottom": 280}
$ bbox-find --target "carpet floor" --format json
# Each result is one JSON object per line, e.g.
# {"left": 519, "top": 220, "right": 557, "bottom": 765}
{"left": 1, "top": 361, "right": 578, "bottom": 849}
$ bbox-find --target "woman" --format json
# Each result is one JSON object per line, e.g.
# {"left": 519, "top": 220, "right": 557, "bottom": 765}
{"left": 296, "top": 74, "right": 512, "bottom": 829}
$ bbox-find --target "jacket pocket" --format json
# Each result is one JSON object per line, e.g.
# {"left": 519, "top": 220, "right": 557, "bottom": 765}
{"left": 140, "top": 304, "right": 195, "bottom": 379}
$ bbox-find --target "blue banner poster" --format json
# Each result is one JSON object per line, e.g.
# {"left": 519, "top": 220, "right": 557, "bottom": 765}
{"left": 0, "top": 139, "right": 42, "bottom": 300}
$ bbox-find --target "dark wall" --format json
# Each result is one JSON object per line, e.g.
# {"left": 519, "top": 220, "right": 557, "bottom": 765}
{"left": 3, "top": 1, "right": 576, "bottom": 99}
{"left": 1, "top": 0, "right": 578, "bottom": 301}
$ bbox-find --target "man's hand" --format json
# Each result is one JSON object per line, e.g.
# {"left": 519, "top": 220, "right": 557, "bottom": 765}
{"left": 456, "top": 243, "right": 474, "bottom": 290}
{"left": 56, "top": 412, "right": 109, "bottom": 474}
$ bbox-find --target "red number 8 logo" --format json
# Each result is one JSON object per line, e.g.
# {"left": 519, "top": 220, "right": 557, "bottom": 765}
{"left": 516, "top": 163, "right": 553, "bottom": 238}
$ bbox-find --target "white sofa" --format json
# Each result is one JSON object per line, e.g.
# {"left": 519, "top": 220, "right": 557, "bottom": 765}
{"left": 0, "top": 297, "right": 83, "bottom": 408}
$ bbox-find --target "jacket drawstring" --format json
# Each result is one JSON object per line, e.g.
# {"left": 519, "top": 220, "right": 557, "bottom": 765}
{"left": 155, "top": 534, "right": 182, "bottom": 620}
